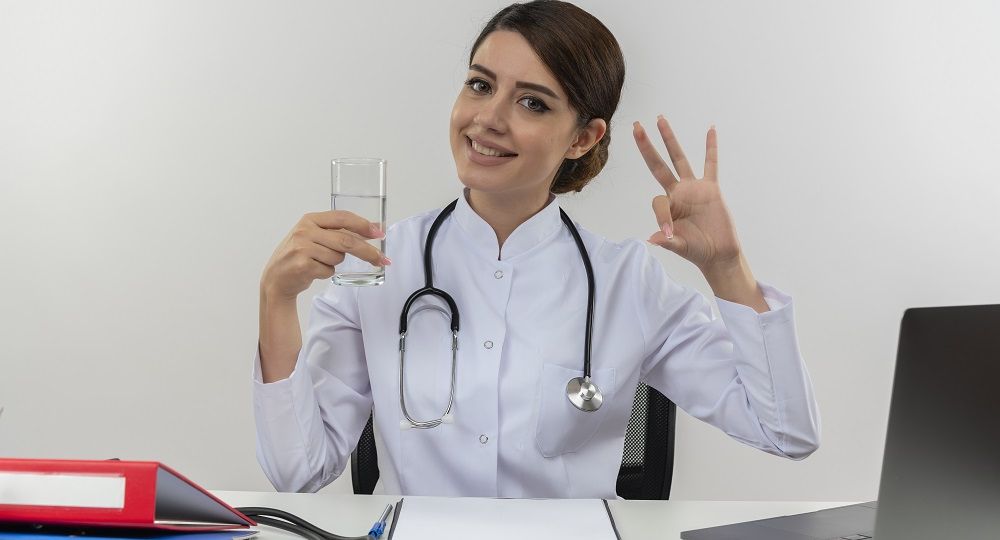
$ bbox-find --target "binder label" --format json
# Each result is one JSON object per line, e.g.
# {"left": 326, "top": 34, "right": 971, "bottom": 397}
{"left": 0, "top": 472, "right": 126, "bottom": 508}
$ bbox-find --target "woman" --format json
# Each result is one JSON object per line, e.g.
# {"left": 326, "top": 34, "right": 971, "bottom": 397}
{"left": 254, "top": 0, "right": 820, "bottom": 498}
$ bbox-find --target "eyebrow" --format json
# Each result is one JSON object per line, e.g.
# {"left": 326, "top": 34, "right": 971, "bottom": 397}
{"left": 469, "top": 64, "right": 561, "bottom": 100}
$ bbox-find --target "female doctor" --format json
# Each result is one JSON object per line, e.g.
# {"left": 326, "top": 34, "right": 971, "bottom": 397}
{"left": 254, "top": 0, "right": 820, "bottom": 498}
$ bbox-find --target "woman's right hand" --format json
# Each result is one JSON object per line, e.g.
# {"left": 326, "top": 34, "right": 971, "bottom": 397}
{"left": 260, "top": 211, "right": 391, "bottom": 302}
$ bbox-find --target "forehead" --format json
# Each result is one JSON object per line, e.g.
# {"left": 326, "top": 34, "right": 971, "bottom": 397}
{"left": 471, "top": 30, "right": 561, "bottom": 90}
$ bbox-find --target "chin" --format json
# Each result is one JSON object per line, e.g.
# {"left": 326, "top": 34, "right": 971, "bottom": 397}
{"left": 455, "top": 170, "right": 508, "bottom": 193}
{"left": 452, "top": 160, "right": 510, "bottom": 193}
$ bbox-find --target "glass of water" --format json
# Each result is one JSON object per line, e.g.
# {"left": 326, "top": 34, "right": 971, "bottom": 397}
{"left": 331, "top": 158, "right": 387, "bottom": 286}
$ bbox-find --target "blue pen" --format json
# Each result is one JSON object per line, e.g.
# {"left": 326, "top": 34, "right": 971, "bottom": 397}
{"left": 368, "top": 503, "right": 394, "bottom": 539}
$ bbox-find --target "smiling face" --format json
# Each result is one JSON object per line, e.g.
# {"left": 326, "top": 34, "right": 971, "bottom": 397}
{"left": 449, "top": 30, "right": 601, "bottom": 201}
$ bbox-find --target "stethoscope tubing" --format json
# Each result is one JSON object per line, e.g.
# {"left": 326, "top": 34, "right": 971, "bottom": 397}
{"left": 397, "top": 198, "right": 599, "bottom": 428}
{"left": 398, "top": 200, "right": 460, "bottom": 428}
{"left": 559, "top": 208, "right": 596, "bottom": 380}
{"left": 398, "top": 324, "right": 458, "bottom": 429}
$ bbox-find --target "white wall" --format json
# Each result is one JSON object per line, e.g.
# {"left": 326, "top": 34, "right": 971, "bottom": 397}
{"left": 2, "top": 0, "right": 998, "bottom": 501}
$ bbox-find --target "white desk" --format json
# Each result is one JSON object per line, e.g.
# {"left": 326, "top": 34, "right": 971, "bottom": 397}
{"left": 213, "top": 490, "right": 853, "bottom": 540}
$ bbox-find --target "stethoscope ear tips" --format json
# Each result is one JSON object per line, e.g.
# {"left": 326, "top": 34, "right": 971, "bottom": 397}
{"left": 441, "top": 413, "right": 455, "bottom": 424}
{"left": 399, "top": 419, "right": 413, "bottom": 430}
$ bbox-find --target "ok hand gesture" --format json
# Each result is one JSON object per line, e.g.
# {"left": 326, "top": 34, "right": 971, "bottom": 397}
{"left": 633, "top": 115, "right": 743, "bottom": 275}
{"left": 634, "top": 116, "right": 769, "bottom": 312}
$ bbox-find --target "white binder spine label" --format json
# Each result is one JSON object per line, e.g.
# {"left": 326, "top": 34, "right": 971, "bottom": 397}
{"left": 0, "top": 472, "right": 126, "bottom": 508}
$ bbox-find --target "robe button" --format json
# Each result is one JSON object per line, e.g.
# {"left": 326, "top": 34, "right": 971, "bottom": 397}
{"left": 483, "top": 340, "right": 494, "bottom": 349}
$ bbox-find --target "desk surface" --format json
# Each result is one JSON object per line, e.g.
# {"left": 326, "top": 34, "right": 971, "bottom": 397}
{"left": 213, "top": 490, "right": 853, "bottom": 540}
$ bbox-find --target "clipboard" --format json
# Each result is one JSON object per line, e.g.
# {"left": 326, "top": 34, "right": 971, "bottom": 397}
{"left": 385, "top": 496, "right": 621, "bottom": 540}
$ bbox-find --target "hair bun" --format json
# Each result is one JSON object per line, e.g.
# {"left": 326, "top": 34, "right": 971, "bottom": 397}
{"left": 552, "top": 132, "right": 611, "bottom": 194}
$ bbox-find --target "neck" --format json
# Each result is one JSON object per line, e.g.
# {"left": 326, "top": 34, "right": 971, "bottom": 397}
{"left": 466, "top": 187, "right": 552, "bottom": 250}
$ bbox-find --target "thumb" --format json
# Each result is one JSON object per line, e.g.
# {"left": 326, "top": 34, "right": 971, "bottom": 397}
{"left": 651, "top": 195, "right": 674, "bottom": 239}
{"left": 649, "top": 194, "right": 683, "bottom": 252}
{"left": 648, "top": 229, "right": 684, "bottom": 253}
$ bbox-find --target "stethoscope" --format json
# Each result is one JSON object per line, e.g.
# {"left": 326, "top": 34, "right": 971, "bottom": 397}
{"left": 398, "top": 198, "right": 603, "bottom": 430}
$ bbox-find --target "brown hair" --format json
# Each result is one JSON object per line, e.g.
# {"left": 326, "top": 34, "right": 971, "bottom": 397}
{"left": 469, "top": 0, "right": 625, "bottom": 194}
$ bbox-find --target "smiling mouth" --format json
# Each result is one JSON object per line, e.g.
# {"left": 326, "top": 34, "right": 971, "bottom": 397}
{"left": 467, "top": 137, "right": 517, "bottom": 158}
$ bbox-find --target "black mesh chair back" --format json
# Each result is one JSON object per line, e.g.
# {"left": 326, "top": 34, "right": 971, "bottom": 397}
{"left": 351, "top": 413, "right": 380, "bottom": 496}
{"left": 615, "top": 382, "right": 676, "bottom": 499}
{"left": 350, "top": 382, "right": 676, "bottom": 499}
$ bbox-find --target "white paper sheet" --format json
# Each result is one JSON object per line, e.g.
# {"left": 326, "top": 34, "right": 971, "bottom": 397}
{"left": 388, "top": 497, "right": 619, "bottom": 540}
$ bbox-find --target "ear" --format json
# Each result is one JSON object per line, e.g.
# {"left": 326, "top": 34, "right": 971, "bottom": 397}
{"left": 564, "top": 118, "right": 608, "bottom": 159}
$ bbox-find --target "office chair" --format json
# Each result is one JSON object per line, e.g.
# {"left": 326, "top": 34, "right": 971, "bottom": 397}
{"left": 351, "top": 382, "right": 676, "bottom": 499}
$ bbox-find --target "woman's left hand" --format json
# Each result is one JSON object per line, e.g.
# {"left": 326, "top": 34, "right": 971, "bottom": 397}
{"left": 633, "top": 115, "right": 743, "bottom": 274}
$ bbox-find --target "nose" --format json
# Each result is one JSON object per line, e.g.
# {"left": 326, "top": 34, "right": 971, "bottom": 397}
{"left": 473, "top": 95, "right": 507, "bottom": 134}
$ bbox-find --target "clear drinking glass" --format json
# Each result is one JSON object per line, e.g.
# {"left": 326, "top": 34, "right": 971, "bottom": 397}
{"left": 331, "top": 158, "right": 387, "bottom": 286}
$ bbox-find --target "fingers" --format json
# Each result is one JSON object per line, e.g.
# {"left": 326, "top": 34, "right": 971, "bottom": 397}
{"left": 704, "top": 124, "right": 718, "bottom": 182}
{"left": 655, "top": 115, "right": 696, "bottom": 180}
{"left": 262, "top": 211, "right": 389, "bottom": 300}
{"left": 648, "top": 194, "right": 686, "bottom": 252}
{"left": 310, "top": 228, "right": 388, "bottom": 267}
{"left": 633, "top": 121, "right": 679, "bottom": 192}
{"left": 648, "top": 228, "right": 685, "bottom": 254}
{"left": 303, "top": 258, "right": 336, "bottom": 281}
{"left": 307, "top": 210, "right": 385, "bottom": 239}
{"left": 303, "top": 241, "right": 345, "bottom": 268}
{"left": 304, "top": 210, "right": 387, "bottom": 267}
{"left": 651, "top": 195, "right": 674, "bottom": 239}
{"left": 649, "top": 195, "right": 686, "bottom": 253}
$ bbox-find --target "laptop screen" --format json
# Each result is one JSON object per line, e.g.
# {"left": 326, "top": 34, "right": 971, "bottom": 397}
{"left": 874, "top": 305, "right": 1000, "bottom": 539}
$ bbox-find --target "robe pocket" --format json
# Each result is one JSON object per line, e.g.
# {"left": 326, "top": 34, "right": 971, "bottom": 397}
{"left": 534, "top": 363, "right": 616, "bottom": 458}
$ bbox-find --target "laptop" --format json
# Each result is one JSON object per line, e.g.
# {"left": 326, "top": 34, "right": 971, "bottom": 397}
{"left": 681, "top": 304, "right": 1000, "bottom": 540}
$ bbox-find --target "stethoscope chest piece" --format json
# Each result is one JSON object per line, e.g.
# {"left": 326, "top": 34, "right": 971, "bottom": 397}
{"left": 566, "top": 375, "right": 603, "bottom": 412}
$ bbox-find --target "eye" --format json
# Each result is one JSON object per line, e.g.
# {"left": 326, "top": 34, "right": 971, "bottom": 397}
{"left": 518, "top": 96, "right": 549, "bottom": 113}
{"left": 465, "top": 78, "right": 491, "bottom": 94}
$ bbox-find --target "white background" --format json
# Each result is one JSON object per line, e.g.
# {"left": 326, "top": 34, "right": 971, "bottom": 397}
{"left": 1, "top": 0, "right": 998, "bottom": 501}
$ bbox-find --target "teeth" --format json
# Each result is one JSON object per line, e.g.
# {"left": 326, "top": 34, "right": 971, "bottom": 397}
{"left": 470, "top": 138, "right": 513, "bottom": 157}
